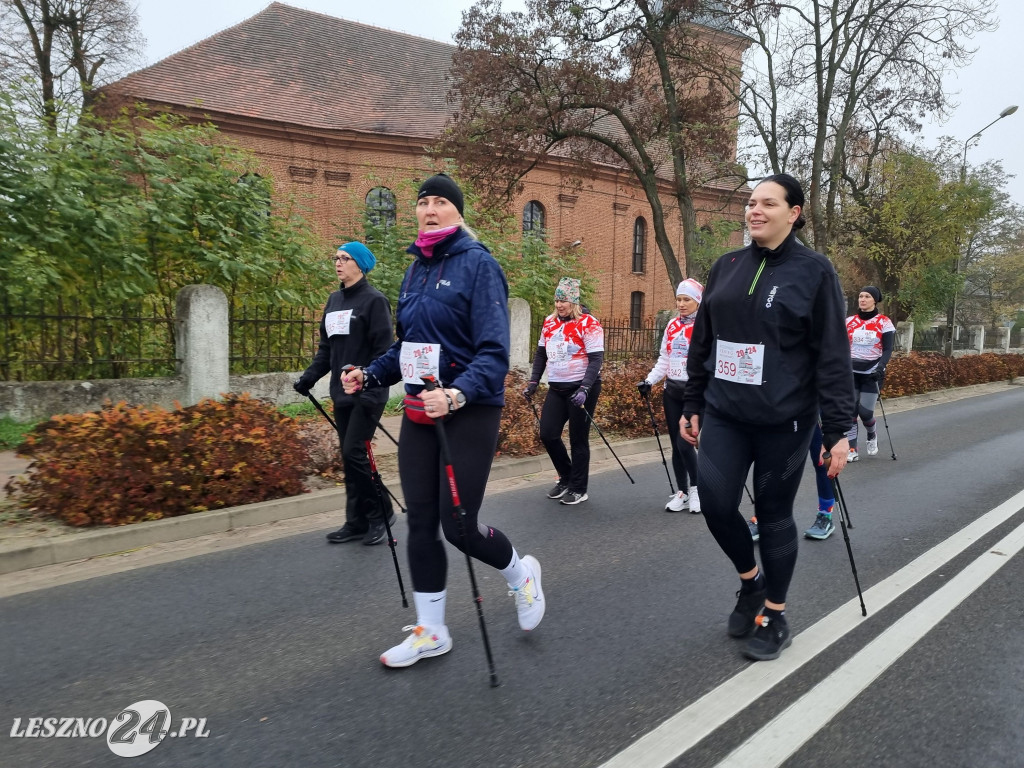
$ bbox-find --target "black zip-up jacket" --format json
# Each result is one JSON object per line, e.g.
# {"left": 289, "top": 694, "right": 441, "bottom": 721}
{"left": 298, "top": 278, "right": 394, "bottom": 406}
{"left": 683, "top": 231, "right": 854, "bottom": 446}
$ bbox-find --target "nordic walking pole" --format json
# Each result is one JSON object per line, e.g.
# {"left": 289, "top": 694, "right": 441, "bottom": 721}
{"left": 365, "top": 437, "right": 408, "bottom": 607}
{"left": 823, "top": 453, "right": 867, "bottom": 617}
{"left": 524, "top": 394, "right": 541, "bottom": 431}
{"left": 305, "top": 393, "right": 408, "bottom": 606}
{"left": 640, "top": 390, "right": 674, "bottom": 494}
{"left": 580, "top": 406, "right": 635, "bottom": 484}
{"left": 421, "top": 375, "right": 500, "bottom": 688}
{"left": 877, "top": 395, "right": 897, "bottom": 460}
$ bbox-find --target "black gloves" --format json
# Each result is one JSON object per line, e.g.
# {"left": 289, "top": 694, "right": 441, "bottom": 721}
{"left": 293, "top": 379, "right": 312, "bottom": 396}
{"left": 570, "top": 387, "right": 589, "bottom": 408}
{"left": 636, "top": 380, "right": 652, "bottom": 397}
{"left": 523, "top": 381, "right": 538, "bottom": 400}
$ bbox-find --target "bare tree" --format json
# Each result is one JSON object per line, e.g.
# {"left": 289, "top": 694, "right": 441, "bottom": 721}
{"left": 440, "top": 0, "right": 747, "bottom": 286}
{"left": 714, "top": 0, "right": 995, "bottom": 254}
{"left": 0, "top": 0, "right": 144, "bottom": 129}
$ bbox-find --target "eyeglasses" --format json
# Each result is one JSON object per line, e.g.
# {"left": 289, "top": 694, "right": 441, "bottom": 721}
{"left": 331, "top": 254, "right": 353, "bottom": 264}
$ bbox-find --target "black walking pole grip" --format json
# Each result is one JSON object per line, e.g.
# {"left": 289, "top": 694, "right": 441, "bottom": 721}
{"left": 823, "top": 452, "right": 868, "bottom": 617}
{"left": 421, "top": 375, "right": 500, "bottom": 687}
{"left": 641, "top": 390, "right": 675, "bottom": 495}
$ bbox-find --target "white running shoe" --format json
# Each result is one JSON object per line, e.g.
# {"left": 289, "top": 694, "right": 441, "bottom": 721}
{"left": 380, "top": 625, "right": 452, "bottom": 668}
{"left": 665, "top": 491, "right": 689, "bottom": 512}
{"left": 848, "top": 449, "right": 859, "bottom": 462}
{"left": 509, "top": 555, "right": 545, "bottom": 630}
{"left": 865, "top": 437, "right": 878, "bottom": 456}
{"left": 688, "top": 486, "right": 701, "bottom": 514}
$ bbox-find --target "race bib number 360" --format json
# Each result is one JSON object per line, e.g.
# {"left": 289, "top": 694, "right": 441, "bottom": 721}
{"left": 714, "top": 340, "right": 765, "bottom": 386}
{"left": 400, "top": 342, "right": 441, "bottom": 385}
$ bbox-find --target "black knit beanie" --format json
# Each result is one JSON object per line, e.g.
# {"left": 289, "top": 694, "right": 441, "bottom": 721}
{"left": 862, "top": 285, "right": 882, "bottom": 304}
{"left": 417, "top": 174, "right": 464, "bottom": 216}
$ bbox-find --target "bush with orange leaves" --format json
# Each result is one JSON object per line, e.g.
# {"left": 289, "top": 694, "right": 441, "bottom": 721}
{"left": 7, "top": 394, "right": 309, "bottom": 526}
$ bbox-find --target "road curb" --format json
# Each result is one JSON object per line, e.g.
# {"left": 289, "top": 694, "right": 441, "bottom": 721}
{"left": 0, "top": 436, "right": 660, "bottom": 576}
{"left": 2, "top": 379, "right": 1021, "bottom": 575}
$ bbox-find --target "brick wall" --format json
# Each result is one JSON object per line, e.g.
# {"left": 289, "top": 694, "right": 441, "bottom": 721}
{"left": 180, "top": 111, "right": 745, "bottom": 321}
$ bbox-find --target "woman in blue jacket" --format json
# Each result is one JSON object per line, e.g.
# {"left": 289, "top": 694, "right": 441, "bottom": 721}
{"left": 342, "top": 174, "right": 545, "bottom": 669}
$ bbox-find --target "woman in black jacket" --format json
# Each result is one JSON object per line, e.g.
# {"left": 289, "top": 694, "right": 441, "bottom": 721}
{"left": 294, "top": 242, "right": 395, "bottom": 546}
{"left": 681, "top": 173, "right": 854, "bottom": 661}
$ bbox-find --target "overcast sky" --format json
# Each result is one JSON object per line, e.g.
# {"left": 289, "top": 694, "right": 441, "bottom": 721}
{"left": 135, "top": 0, "right": 1024, "bottom": 205}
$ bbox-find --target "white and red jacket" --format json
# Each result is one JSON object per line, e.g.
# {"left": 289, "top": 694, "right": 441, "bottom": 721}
{"left": 532, "top": 313, "right": 605, "bottom": 384}
{"left": 646, "top": 313, "right": 696, "bottom": 387}
{"left": 846, "top": 312, "right": 895, "bottom": 374}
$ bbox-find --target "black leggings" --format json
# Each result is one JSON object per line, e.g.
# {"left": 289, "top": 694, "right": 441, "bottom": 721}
{"left": 697, "top": 411, "right": 815, "bottom": 605}
{"left": 847, "top": 372, "right": 879, "bottom": 449}
{"left": 334, "top": 398, "right": 392, "bottom": 526}
{"left": 662, "top": 390, "right": 698, "bottom": 491}
{"left": 398, "top": 404, "right": 514, "bottom": 593}
{"left": 539, "top": 380, "right": 602, "bottom": 493}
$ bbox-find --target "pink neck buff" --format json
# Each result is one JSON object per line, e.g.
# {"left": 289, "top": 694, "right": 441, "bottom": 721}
{"left": 415, "top": 225, "right": 460, "bottom": 258}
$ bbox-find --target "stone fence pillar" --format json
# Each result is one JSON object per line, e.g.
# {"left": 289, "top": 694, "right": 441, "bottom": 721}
{"left": 896, "top": 321, "right": 914, "bottom": 353}
{"left": 176, "top": 285, "right": 229, "bottom": 406}
{"left": 971, "top": 325, "right": 985, "bottom": 354}
{"left": 508, "top": 297, "right": 532, "bottom": 372}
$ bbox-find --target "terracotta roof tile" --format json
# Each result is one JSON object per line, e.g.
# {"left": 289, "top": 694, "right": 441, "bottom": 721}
{"left": 105, "top": 2, "right": 453, "bottom": 136}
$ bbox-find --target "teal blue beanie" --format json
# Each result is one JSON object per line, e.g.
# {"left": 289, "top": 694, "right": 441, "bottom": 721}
{"left": 338, "top": 241, "right": 376, "bottom": 273}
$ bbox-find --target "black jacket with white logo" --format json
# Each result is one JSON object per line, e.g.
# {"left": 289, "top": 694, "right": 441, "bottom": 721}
{"left": 683, "top": 231, "right": 853, "bottom": 444}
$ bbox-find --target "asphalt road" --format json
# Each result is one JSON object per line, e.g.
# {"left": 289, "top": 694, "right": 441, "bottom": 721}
{"left": 2, "top": 387, "right": 1023, "bottom": 768}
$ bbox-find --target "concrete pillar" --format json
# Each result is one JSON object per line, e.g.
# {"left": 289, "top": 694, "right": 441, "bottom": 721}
{"left": 176, "top": 285, "right": 229, "bottom": 405}
{"left": 994, "top": 326, "right": 1010, "bottom": 352}
{"left": 971, "top": 325, "right": 985, "bottom": 353}
{"left": 508, "top": 297, "right": 532, "bottom": 372}
{"left": 896, "top": 321, "right": 914, "bottom": 353}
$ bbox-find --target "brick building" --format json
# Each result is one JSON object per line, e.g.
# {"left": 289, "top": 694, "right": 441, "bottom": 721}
{"left": 104, "top": 2, "right": 746, "bottom": 322}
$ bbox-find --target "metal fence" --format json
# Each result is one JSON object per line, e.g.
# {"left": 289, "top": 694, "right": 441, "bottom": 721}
{"left": 229, "top": 304, "right": 320, "bottom": 375}
{"left": 0, "top": 295, "right": 178, "bottom": 381}
{"left": 528, "top": 316, "right": 666, "bottom": 363}
{"left": 913, "top": 326, "right": 974, "bottom": 353}
{"left": 0, "top": 296, "right": 323, "bottom": 381}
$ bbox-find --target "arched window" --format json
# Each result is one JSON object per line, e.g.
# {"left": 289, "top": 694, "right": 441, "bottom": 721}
{"left": 630, "top": 291, "right": 645, "bottom": 330}
{"left": 522, "top": 200, "right": 546, "bottom": 241}
{"left": 632, "top": 217, "right": 646, "bottom": 273}
{"left": 365, "top": 187, "right": 397, "bottom": 230}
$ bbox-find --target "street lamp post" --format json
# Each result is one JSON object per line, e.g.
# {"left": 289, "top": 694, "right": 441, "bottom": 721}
{"left": 944, "top": 104, "right": 1018, "bottom": 357}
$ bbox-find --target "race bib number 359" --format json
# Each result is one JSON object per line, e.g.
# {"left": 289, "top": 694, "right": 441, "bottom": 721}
{"left": 714, "top": 340, "right": 765, "bottom": 386}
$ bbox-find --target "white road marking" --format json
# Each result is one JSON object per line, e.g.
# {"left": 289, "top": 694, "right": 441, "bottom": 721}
{"left": 717, "top": 514, "right": 1024, "bottom": 766}
{"left": 597, "top": 488, "right": 1024, "bottom": 768}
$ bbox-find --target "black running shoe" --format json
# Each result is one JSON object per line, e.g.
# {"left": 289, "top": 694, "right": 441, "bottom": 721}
{"left": 547, "top": 481, "right": 569, "bottom": 499}
{"left": 363, "top": 513, "right": 398, "bottom": 546}
{"left": 743, "top": 612, "right": 792, "bottom": 661}
{"left": 728, "top": 585, "right": 766, "bottom": 638}
{"left": 326, "top": 523, "right": 368, "bottom": 543}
